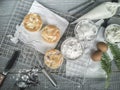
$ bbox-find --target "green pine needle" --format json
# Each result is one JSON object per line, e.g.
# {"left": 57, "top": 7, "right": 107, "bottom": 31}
{"left": 108, "top": 43, "right": 120, "bottom": 70}
{"left": 101, "top": 52, "right": 112, "bottom": 89}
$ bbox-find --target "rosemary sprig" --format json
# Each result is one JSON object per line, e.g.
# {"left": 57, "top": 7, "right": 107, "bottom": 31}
{"left": 101, "top": 52, "right": 112, "bottom": 89}
{"left": 108, "top": 43, "right": 120, "bottom": 70}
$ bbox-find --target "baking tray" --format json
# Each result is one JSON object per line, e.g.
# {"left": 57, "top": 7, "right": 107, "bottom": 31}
{"left": 0, "top": 0, "right": 89, "bottom": 85}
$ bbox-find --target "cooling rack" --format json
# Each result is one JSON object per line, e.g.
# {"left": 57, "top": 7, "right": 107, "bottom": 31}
{"left": 0, "top": 0, "right": 89, "bottom": 86}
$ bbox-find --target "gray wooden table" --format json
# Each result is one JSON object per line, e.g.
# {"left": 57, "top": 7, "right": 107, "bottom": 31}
{"left": 0, "top": 0, "right": 120, "bottom": 90}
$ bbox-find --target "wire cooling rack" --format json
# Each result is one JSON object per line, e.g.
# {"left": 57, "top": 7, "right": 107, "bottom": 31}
{"left": 0, "top": 0, "right": 89, "bottom": 85}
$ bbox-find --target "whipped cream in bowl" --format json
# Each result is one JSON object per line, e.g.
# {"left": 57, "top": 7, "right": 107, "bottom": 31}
{"left": 74, "top": 19, "right": 98, "bottom": 41}
{"left": 61, "top": 37, "right": 84, "bottom": 60}
{"left": 105, "top": 24, "right": 120, "bottom": 44}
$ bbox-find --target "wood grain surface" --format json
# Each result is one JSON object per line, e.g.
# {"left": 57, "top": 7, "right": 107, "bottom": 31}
{"left": 0, "top": 0, "right": 120, "bottom": 90}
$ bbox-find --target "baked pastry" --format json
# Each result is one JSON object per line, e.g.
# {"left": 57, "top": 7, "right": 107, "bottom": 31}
{"left": 23, "top": 13, "right": 42, "bottom": 32}
{"left": 44, "top": 49, "right": 63, "bottom": 69}
{"left": 41, "top": 25, "right": 60, "bottom": 43}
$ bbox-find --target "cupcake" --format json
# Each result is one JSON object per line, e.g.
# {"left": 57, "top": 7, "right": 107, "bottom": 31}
{"left": 44, "top": 49, "right": 63, "bottom": 69}
{"left": 23, "top": 13, "right": 42, "bottom": 32}
{"left": 41, "top": 25, "right": 60, "bottom": 43}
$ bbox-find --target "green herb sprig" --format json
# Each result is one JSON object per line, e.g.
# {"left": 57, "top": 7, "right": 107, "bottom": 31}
{"left": 101, "top": 42, "right": 120, "bottom": 89}
{"left": 108, "top": 43, "right": 120, "bottom": 70}
{"left": 101, "top": 52, "right": 112, "bottom": 89}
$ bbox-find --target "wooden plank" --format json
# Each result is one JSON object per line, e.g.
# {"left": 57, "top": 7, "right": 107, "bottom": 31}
{"left": 0, "top": 0, "right": 120, "bottom": 90}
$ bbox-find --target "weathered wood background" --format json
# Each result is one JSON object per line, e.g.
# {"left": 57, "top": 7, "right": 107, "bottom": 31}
{"left": 0, "top": 0, "right": 120, "bottom": 90}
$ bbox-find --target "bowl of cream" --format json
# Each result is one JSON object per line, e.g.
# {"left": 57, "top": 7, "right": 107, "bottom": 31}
{"left": 74, "top": 19, "right": 98, "bottom": 41}
{"left": 105, "top": 24, "right": 120, "bottom": 44}
{"left": 61, "top": 37, "right": 83, "bottom": 60}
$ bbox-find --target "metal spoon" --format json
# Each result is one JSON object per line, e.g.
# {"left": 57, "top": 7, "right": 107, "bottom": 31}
{"left": 35, "top": 52, "right": 57, "bottom": 87}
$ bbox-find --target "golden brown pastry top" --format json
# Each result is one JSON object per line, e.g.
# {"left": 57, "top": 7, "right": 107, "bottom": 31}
{"left": 41, "top": 25, "right": 60, "bottom": 43}
{"left": 23, "top": 13, "right": 42, "bottom": 32}
{"left": 44, "top": 49, "right": 63, "bottom": 69}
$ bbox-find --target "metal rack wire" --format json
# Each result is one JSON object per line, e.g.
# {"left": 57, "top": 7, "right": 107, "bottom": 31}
{"left": 0, "top": 0, "right": 89, "bottom": 86}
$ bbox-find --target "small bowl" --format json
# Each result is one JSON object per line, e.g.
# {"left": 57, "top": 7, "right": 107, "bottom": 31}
{"left": 74, "top": 19, "right": 98, "bottom": 41}
{"left": 61, "top": 37, "right": 84, "bottom": 60}
{"left": 104, "top": 24, "right": 120, "bottom": 44}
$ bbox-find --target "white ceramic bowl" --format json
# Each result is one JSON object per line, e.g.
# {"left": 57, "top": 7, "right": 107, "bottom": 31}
{"left": 74, "top": 19, "right": 98, "bottom": 41}
{"left": 61, "top": 37, "right": 84, "bottom": 60}
{"left": 104, "top": 24, "right": 120, "bottom": 44}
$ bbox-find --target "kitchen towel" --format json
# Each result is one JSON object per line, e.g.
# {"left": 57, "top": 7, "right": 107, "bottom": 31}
{"left": 10, "top": 0, "right": 69, "bottom": 54}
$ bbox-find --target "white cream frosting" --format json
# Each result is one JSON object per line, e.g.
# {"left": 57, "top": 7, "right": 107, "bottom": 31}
{"left": 61, "top": 37, "right": 83, "bottom": 60}
{"left": 105, "top": 24, "right": 120, "bottom": 44}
